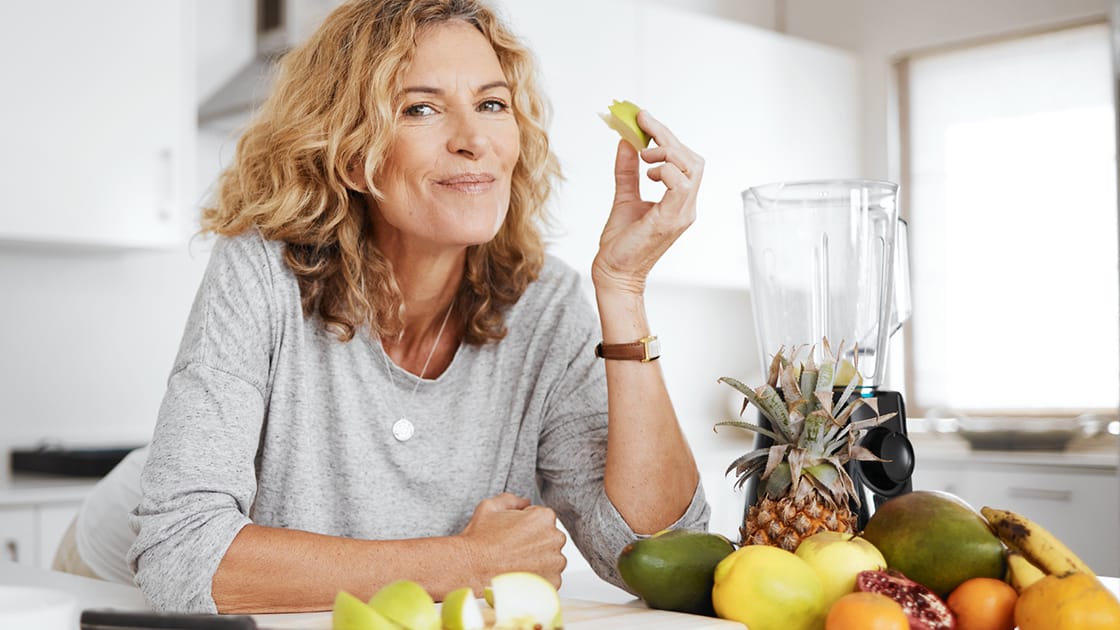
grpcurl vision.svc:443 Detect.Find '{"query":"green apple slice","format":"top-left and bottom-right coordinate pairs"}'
top-left (368, 580), bottom-right (439, 630)
top-left (599, 99), bottom-right (651, 151)
top-left (490, 572), bottom-right (562, 630)
top-left (440, 587), bottom-right (485, 630)
top-left (332, 591), bottom-right (398, 630)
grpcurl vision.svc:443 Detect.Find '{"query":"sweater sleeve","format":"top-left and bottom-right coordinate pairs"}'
top-left (533, 275), bottom-right (710, 592)
top-left (127, 233), bottom-right (277, 612)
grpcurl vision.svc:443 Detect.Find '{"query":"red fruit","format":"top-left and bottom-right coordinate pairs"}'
top-left (857, 569), bottom-right (957, 630)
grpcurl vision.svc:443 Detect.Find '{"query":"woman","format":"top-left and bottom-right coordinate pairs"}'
top-left (129, 0), bottom-right (707, 614)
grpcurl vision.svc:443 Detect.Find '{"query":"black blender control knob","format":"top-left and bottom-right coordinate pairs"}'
top-left (878, 432), bottom-right (916, 483)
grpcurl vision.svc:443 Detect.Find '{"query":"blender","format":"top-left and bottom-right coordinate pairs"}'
top-left (741, 179), bottom-right (915, 528)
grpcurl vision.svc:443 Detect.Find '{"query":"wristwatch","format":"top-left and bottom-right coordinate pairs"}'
top-left (594, 335), bottom-right (661, 362)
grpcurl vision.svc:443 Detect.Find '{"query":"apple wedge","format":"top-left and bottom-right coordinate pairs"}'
top-left (332, 591), bottom-right (398, 630)
top-left (599, 99), bottom-right (651, 151)
top-left (367, 580), bottom-right (439, 630)
top-left (490, 572), bottom-right (562, 630)
top-left (440, 587), bottom-right (485, 630)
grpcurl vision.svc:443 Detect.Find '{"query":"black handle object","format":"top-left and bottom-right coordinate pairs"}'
top-left (80, 609), bottom-right (258, 630)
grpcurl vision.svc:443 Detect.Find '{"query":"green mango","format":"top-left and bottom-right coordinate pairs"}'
top-left (861, 490), bottom-right (1006, 597)
top-left (617, 529), bottom-right (736, 616)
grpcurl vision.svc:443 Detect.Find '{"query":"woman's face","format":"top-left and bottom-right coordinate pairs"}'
top-left (372, 20), bottom-right (520, 253)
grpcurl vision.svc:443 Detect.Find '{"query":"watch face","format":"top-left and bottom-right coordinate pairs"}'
top-left (645, 337), bottom-right (662, 361)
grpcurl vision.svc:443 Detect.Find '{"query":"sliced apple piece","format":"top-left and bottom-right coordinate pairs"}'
top-left (482, 586), bottom-right (494, 608)
top-left (440, 587), bottom-right (485, 630)
top-left (332, 591), bottom-right (398, 630)
top-left (368, 580), bottom-right (439, 630)
top-left (599, 99), bottom-right (651, 151)
top-left (490, 572), bottom-right (562, 630)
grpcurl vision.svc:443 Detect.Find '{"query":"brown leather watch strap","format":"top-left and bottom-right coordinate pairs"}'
top-left (594, 335), bottom-right (661, 362)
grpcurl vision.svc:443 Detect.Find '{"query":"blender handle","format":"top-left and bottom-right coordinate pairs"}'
top-left (891, 219), bottom-right (912, 333)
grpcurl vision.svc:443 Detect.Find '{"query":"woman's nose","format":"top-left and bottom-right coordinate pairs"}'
top-left (446, 111), bottom-right (488, 158)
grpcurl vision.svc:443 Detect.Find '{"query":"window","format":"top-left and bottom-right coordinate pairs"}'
top-left (900, 22), bottom-right (1118, 415)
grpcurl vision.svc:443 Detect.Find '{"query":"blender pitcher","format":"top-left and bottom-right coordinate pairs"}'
top-left (741, 179), bottom-right (914, 527)
top-left (742, 179), bottom-right (906, 388)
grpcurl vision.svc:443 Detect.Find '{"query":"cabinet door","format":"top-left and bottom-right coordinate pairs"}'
top-left (0, 0), bottom-right (194, 248)
top-left (963, 466), bottom-right (1120, 576)
top-left (0, 506), bottom-right (39, 566)
top-left (911, 460), bottom-right (971, 497)
top-left (37, 502), bottom-right (81, 570)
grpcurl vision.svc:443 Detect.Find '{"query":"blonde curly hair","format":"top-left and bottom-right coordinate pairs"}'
top-left (202, 0), bottom-right (560, 344)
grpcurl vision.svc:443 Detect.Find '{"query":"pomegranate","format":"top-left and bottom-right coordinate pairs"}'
top-left (856, 569), bottom-right (956, 630)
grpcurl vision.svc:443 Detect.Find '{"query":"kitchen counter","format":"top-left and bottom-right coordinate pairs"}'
top-left (0, 560), bottom-right (743, 629)
top-left (908, 429), bottom-right (1119, 469)
top-left (2, 559), bottom-right (1118, 629)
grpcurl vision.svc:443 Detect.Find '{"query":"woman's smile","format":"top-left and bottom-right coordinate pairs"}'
top-left (434, 172), bottom-right (497, 194)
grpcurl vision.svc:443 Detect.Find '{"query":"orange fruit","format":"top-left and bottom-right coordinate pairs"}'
top-left (947, 577), bottom-right (1017, 630)
top-left (825, 591), bottom-right (909, 630)
top-left (1015, 571), bottom-right (1120, 630)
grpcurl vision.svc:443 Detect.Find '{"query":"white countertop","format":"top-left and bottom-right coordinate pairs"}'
top-left (909, 431), bottom-right (1120, 470)
top-left (0, 561), bottom-right (744, 629)
top-left (2, 559), bottom-right (1118, 629)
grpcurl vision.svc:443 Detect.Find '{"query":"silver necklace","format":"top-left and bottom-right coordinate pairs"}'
top-left (379, 301), bottom-right (454, 442)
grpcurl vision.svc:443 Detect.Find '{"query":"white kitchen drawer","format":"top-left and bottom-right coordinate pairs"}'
top-left (0, 501), bottom-right (83, 569)
top-left (911, 461), bottom-right (970, 497)
top-left (0, 506), bottom-right (38, 566)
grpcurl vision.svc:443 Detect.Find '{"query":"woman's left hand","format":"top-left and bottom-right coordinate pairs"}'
top-left (591, 110), bottom-right (704, 296)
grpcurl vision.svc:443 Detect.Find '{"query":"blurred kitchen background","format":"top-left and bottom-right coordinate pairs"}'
top-left (1, 0), bottom-right (1118, 576)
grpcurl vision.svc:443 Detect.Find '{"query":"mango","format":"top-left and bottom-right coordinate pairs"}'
top-left (617, 529), bottom-right (735, 616)
top-left (861, 490), bottom-right (1005, 597)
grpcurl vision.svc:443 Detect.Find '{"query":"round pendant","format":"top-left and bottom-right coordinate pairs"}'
top-left (392, 418), bottom-right (415, 442)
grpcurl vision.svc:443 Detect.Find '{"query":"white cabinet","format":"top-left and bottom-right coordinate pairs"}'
top-left (0, 1), bottom-right (196, 249)
top-left (0, 501), bottom-right (81, 569)
top-left (0, 507), bottom-right (37, 566)
top-left (913, 458), bottom-right (1120, 576)
top-left (496, 1), bottom-right (861, 287)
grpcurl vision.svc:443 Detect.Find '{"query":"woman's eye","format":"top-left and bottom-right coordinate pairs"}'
top-left (479, 99), bottom-right (509, 113)
top-left (403, 103), bottom-right (437, 117)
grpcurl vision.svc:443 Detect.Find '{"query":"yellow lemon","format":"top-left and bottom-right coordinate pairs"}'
top-left (712, 545), bottom-right (827, 630)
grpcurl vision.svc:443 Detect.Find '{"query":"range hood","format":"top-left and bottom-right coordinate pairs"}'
top-left (199, 0), bottom-right (340, 131)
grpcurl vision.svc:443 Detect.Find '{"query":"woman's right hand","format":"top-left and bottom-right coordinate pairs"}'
top-left (458, 493), bottom-right (567, 590)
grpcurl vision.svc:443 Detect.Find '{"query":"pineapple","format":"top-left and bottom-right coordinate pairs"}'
top-left (716, 340), bottom-right (894, 551)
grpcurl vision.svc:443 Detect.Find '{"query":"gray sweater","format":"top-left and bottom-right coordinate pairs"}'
top-left (127, 230), bottom-right (709, 612)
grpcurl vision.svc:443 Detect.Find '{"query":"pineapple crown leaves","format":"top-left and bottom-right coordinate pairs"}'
top-left (713, 339), bottom-right (897, 506)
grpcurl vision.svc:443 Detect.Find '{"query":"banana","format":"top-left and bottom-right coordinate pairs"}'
top-left (1005, 550), bottom-right (1046, 593)
top-left (981, 506), bottom-right (1095, 576)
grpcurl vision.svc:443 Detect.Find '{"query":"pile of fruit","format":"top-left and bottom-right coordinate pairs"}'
top-left (332, 571), bottom-right (561, 630)
top-left (614, 341), bottom-right (1120, 629)
top-left (618, 495), bottom-right (1120, 629)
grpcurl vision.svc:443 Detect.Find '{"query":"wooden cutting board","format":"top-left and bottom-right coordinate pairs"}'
top-left (252, 598), bottom-right (746, 629)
